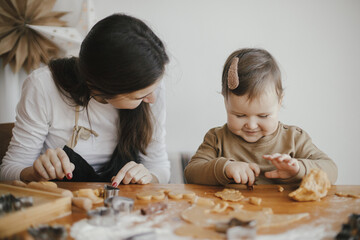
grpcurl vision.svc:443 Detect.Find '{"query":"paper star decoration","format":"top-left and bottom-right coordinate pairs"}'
top-left (0, 0), bottom-right (96, 74)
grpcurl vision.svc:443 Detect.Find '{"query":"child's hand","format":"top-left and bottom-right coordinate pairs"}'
top-left (263, 153), bottom-right (300, 179)
top-left (225, 162), bottom-right (260, 186)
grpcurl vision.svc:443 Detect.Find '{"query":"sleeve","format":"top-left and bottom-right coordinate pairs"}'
top-left (279, 128), bottom-right (338, 184)
top-left (184, 129), bottom-right (233, 185)
top-left (139, 81), bottom-right (170, 184)
top-left (0, 72), bottom-right (50, 181)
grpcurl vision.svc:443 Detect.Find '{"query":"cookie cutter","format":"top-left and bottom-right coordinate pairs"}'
top-left (0, 194), bottom-right (33, 215)
top-left (104, 185), bottom-right (120, 200)
top-left (87, 207), bottom-right (115, 226)
top-left (224, 218), bottom-right (256, 240)
top-left (335, 213), bottom-right (360, 239)
top-left (28, 224), bottom-right (67, 240)
top-left (104, 196), bottom-right (134, 214)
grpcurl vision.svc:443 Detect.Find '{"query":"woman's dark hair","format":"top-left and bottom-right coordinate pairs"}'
top-left (222, 48), bottom-right (283, 101)
top-left (49, 14), bottom-right (169, 176)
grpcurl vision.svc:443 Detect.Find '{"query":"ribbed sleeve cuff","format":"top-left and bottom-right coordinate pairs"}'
top-left (214, 158), bottom-right (233, 185)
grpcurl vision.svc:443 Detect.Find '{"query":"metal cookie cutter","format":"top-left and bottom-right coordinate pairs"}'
top-left (87, 207), bottom-right (115, 226)
top-left (221, 218), bottom-right (256, 240)
top-left (28, 224), bottom-right (67, 240)
top-left (104, 196), bottom-right (134, 214)
top-left (0, 194), bottom-right (33, 215)
top-left (104, 185), bottom-right (120, 200)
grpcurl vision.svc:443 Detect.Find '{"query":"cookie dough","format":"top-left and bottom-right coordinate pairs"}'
top-left (136, 190), bottom-right (165, 201)
top-left (181, 205), bottom-right (309, 229)
top-left (168, 190), bottom-right (196, 200)
top-left (215, 188), bottom-right (244, 202)
top-left (174, 224), bottom-right (225, 239)
top-left (335, 192), bottom-right (360, 198)
top-left (76, 189), bottom-right (104, 204)
top-left (249, 197), bottom-right (262, 206)
top-left (190, 196), bottom-right (215, 207)
top-left (289, 169), bottom-right (331, 201)
top-left (205, 202), bottom-right (233, 214)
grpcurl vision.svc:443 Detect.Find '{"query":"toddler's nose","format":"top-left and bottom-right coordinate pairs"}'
top-left (245, 118), bottom-right (258, 129)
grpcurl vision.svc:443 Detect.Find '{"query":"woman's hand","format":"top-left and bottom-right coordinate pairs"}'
top-left (20, 148), bottom-right (74, 181)
top-left (225, 161), bottom-right (260, 186)
top-left (111, 161), bottom-right (153, 187)
top-left (263, 153), bottom-right (300, 179)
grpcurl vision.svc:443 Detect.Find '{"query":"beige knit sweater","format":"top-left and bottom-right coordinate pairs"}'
top-left (184, 122), bottom-right (337, 185)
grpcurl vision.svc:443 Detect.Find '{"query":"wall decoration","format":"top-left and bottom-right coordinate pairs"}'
top-left (0, 0), bottom-right (95, 74)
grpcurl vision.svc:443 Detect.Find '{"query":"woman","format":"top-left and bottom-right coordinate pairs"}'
top-left (0, 14), bottom-right (170, 186)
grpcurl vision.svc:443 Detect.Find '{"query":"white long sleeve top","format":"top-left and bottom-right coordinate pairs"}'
top-left (0, 67), bottom-right (170, 183)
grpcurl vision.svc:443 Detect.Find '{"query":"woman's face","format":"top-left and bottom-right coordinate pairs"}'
top-left (95, 80), bottom-right (161, 109)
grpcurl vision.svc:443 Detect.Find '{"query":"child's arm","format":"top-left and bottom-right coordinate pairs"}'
top-left (184, 128), bottom-right (241, 185)
top-left (263, 153), bottom-right (300, 179)
top-left (262, 127), bottom-right (338, 184)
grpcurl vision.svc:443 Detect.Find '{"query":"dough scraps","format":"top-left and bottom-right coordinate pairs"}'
top-left (181, 205), bottom-right (309, 229)
top-left (288, 169), bottom-right (331, 201)
top-left (215, 188), bottom-right (244, 202)
top-left (174, 224), bottom-right (225, 239)
top-left (190, 196), bottom-right (215, 207)
top-left (76, 189), bottom-right (104, 204)
top-left (277, 186), bottom-right (284, 192)
top-left (204, 202), bottom-right (239, 214)
top-left (249, 197), bottom-right (262, 206)
top-left (136, 190), bottom-right (165, 201)
top-left (168, 190), bottom-right (196, 200)
top-left (335, 192), bottom-right (360, 198)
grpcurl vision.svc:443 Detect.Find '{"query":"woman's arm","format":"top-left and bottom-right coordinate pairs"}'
top-left (0, 69), bottom-right (50, 180)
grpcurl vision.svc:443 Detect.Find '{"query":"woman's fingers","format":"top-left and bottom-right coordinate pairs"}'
top-left (41, 151), bottom-right (57, 179)
top-left (112, 161), bottom-right (137, 186)
top-left (33, 159), bottom-right (50, 179)
top-left (33, 148), bottom-right (72, 181)
top-left (56, 148), bottom-right (73, 179)
top-left (113, 162), bottom-right (152, 185)
top-left (138, 174), bottom-right (152, 184)
top-left (123, 165), bottom-right (144, 184)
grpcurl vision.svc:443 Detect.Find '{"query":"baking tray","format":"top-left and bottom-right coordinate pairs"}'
top-left (0, 183), bottom-right (71, 238)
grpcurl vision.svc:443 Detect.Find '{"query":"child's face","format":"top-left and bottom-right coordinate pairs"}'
top-left (225, 89), bottom-right (281, 143)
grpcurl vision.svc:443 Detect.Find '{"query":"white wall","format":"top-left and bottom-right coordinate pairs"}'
top-left (1, 0), bottom-right (359, 184)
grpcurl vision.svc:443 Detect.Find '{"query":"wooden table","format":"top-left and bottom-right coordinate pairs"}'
top-left (5, 183), bottom-right (360, 239)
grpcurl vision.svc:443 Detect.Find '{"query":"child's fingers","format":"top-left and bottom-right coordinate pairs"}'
top-left (248, 163), bottom-right (260, 177)
top-left (239, 171), bottom-right (248, 184)
top-left (278, 154), bottom-right (291, 162)
top-left (246, 168), bottom-right (255, 185)
top-left (263, 153), bottom-right (282, 160)
top-left (232, 172), bottom-right (241, 184)
top-left (264, 170), bottom-right (280, 179)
